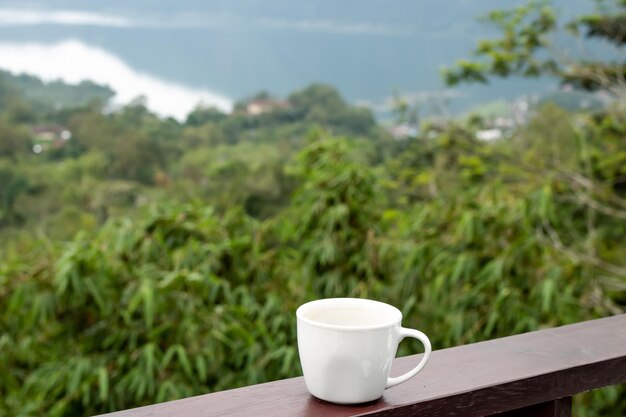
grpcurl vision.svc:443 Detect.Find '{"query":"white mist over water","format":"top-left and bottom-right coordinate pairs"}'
top-left (0, 40), bottom-right (232, 120)
top-left (0, 9), bottom-right (134, 27)
top-left (0, 7), bottom-right (415, 36)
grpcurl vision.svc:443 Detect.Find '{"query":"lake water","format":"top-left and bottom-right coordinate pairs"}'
top-left (0, 0), bottom-right (590, 119)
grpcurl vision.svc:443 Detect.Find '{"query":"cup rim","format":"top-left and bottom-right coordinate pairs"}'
top-left (296, 297), bottom-right (402, 332)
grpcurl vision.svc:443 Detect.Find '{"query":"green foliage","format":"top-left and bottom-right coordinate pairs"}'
top-left (288, 84), bottom-right (378, 136)
top-left (0, 205), bottom-right (299, 415)
top-left (442, 1), bottom-right (558, 86)
top-left (573, 0), bottom-right (626, 46)
top-left (177, 141), bottom-right (291, 217)
top-left (0, 161), bottom-right (30, 225)
top-left (442, 0), bottom-right (626, 91)
top-left (0, 118), bottom-right (31, 159)
top-left (1, 70), bottom-right (625, 417)
top-left (0, 70), bottom-right (114, 111)
top-left (287, 134), bottom-right (382, 297)
top-left (185, 106), bottom-right (228, 127)
top-left (538, 90), bottom-right (607, 112)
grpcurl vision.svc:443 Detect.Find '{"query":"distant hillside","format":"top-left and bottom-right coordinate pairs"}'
top-left (0, 70), bottom-right (114, 110)
top-left (538, 90), bottom-right (609, 113)
top-left (0, 0), bottom-right (592, 113)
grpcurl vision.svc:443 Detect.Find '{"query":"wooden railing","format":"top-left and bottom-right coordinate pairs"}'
top-left (100, 314), bottom-right (626, 417)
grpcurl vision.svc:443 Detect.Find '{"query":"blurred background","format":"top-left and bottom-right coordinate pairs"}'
top-left (0, 1), bottom-right (624, 416)
top-left (0, 0), bottom-right (593, 117)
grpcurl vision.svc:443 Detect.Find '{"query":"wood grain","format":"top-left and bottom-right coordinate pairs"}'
top-left (98, 314), bottom-right (626, 417)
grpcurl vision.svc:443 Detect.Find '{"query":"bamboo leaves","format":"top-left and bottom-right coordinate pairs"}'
top-left (1, 123), bottom-right (625, 416)
top-left (97, 367), bottom-right (109, 402)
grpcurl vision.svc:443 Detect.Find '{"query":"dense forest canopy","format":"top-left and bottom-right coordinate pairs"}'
top-left (0, 1), bottom-right (625, 416)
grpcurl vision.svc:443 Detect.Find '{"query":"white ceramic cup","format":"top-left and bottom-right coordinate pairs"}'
top-left (296, 298), bottom-right (431, 404)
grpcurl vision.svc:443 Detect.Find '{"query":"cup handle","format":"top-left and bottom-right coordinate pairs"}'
top-left (385, 327), bottom-right (432, 389)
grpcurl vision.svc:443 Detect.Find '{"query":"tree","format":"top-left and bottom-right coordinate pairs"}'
top-left (185, 106), bottom-right (227, 127)
top-left (107, 132), bottom-right (165, 185)
top-left (0, 70), bottom-right (114, 111)
top-left (0, 118), bottom-right (30, 159)
top-left (441, 0), bottom-right (626, 94)
top-left (286, 133), bottom-right (383, 297)
top-left (288, 84), bottom-right (377, 136)
top-left (0, 161), bottom-right (30, 225)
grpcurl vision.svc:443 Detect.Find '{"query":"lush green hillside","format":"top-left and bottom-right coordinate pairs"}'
top-left (1, 75), bottom-right (624, 416)
top-left (0, 70), bottom-right (114, 112)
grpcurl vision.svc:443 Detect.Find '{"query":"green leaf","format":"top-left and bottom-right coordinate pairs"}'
top-left (97, 367), bottom-right (109, 402)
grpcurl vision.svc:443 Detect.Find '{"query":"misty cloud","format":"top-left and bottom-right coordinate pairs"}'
top-left (0, 9), bottom-right (134, 27)
top-left (0, 40), bottom-right (232, 119)
top-left (0, 7), bottom-right (416, 37)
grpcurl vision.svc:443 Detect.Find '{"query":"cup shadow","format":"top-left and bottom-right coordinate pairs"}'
top-left (303, 394), bottom-right (391, 415)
